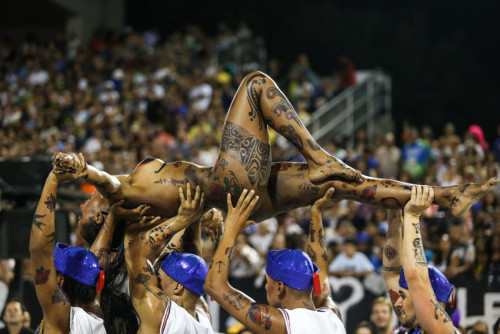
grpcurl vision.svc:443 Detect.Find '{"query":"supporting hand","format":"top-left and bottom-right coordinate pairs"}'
top-left (225, 189), bottom-right (259, 236)
top-left (404, 186), bottom-right (434, 218)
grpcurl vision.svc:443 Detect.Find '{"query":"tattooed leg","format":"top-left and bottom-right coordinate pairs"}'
top-left (270, 162), bottom-right (499, 218)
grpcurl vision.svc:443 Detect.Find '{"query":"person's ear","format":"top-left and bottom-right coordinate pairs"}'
top-left (95, 211), bottom-right (106, 225)
top-left (173, 282), bottom-right (184, 295)
top-left (277, 281), bottom-right (285, 297)
top-left (57, 275), bottom-right (64, 287)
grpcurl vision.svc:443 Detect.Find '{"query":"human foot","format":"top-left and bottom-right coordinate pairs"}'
top-left (448, 178), bottom-right (499, 217)
top-left (309, 155), bottom-right (363, 183)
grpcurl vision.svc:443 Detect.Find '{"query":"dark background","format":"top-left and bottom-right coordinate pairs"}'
top-left (127, 0), bottom-right (500, 140)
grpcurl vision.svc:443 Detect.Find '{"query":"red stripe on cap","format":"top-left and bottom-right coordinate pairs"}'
top-left (313, 272), bottom-right (321, 296)
top-left (96, 270), bottom-right (105, 292)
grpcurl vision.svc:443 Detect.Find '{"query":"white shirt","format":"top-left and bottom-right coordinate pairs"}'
top-left (160, 299), bottom-right (213, 334)
top-left (329, 252), bottom-right (375, 272)
top-left (279, 307), bottom-right (346, 334)
top-left (70, 307), bottom-right (106, 334)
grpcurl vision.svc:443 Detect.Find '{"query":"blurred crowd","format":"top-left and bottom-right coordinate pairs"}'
top-left (1, 22), bottom-right (500, 333)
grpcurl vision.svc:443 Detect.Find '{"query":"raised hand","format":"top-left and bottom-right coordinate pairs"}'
top-left (387, 208), bottom-right (403, 229)
top-left (177, 183), bottom-right (205, 223)
top-left (51, 152), bottom-right (87, 181)
top-left (108, 200), bottom-right (153, 224)
top-left (311, 187), bottom-right (339, 213)
top-left (404, 186), bottom-right (434, 218)
top-left (225, 189), bottom-right (259, 236)
top-left (201, 208), bottom-right (223, 242)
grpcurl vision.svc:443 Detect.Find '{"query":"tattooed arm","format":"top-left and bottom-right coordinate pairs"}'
top-left (307, 188), bottom-right (342, 320)
top-left (205, 190), bottom-right (287, 334)
top-left (403, 186), bottom-right (454, 333)
top-left (29, 171), bottom-right (71, 332)
top-left (52, 152), bottom-right (125, 200)
top-left (382, 208), bottom-right (404, 307)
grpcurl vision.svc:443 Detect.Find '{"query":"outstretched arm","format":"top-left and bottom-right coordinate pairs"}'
top-left (382, 208), bottom-right (404, 308)
top-left (402, 186), bottom-right (454, 333)
top-left (52, 152), bottom-right (125, 200)
top-left (306, 188), bottom-right (342, 319)
top-left (29, 171), bottom-right (70, 332)
top-left (205, 190), bottom-right (287, 334)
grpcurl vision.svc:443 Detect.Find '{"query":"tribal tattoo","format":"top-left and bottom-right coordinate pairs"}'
top-left (309, 227), bottom-right (316, 242)
top-left (246, 73), bottom-right (266, 130)
top-left (154, 162), bottom-right (168, 173)
top-left (318, 227), bottom-right (326, 250)
top-left (220, 121), bottom-right (270, 191)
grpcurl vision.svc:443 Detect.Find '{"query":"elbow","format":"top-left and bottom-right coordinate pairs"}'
top-left (204, 278), bottom-right (216, 296)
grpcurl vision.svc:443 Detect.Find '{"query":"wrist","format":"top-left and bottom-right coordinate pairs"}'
top-left (404, 211), bottom-right (421, 219)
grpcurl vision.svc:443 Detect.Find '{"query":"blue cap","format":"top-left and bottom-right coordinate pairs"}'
top-left (53, 243), bottom-right (101, 287)
top-left (266, 250), bottom-right (319, 290)
top-left (399, 266), bottom-right (454, 304)
top-left (160, 253), bottom-right (208, 296)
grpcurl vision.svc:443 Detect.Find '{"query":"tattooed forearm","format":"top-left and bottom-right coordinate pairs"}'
top-left (413, 238), bottom-right (427, 266)
top-left (32, 214), bottom-right (47, 232)
top-left (247, 303), bottom-right (272, 330)
top-left (306, 245), bottom-right (317, 262)
top-left (383, 265), bottom-right (403, 272)
top-left (318, 227), bottom-right (325, 250)
top-left (94, 248), bottom-right (111, 261)
top-left (134, 273), bottom-right (164, 300)
top-left (44, 194), bottom-right (56, 213)
top-left (215, 261), bottom-right (225, 273)
top-left (35, 266), bottom-right (50, 285)
top-left (384, 246), bottom-right (398, 261)
top-left (45, 232), bottom-right (56, 246)
top-left (430, 299), bottom-right (451, 323)
top-left (309, 227), bottom-right (316, 242)
top-left (412, 222), bottom-right (421, 235)
top-left (222, 291), bottom-right (250, 311)
top-left (146, 224), bottom-right (175, 248)
top-left (298, 182), bottom-right (320, 196)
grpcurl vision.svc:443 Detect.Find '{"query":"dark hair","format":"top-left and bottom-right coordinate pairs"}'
top-left (81, 218), bottom-right (126, 251)
top-left (100, 288), bottom-right (139, 334)
top-left (58, 270), bottom-right (96, 304)
top-left (354, 320), bottom-right (375, 334)
top-left (1, 298), bottom-right (28, 319)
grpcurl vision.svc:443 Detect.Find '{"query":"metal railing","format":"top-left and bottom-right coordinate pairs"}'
top-left (306, 69), bottom-right (392, 147)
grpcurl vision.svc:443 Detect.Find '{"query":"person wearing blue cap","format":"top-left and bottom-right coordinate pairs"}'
top-left (382, 186), bottom-right (459, 334)
top-left (120, 183), bottom-right (214, 333)
top-left (29, 170), bottom-right (106, 333)
top-left (205, 188), bottom-right (346, 333)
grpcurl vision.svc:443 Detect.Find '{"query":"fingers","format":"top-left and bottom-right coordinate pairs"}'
top-left (186, 182), bottom-right (192, 204)
top-left (325, 187), bottom-right (335, 199)
top-left (428, 187), bottom-right (435, 204)
top-left (193, 184), bottom-right (201, 204)
top-left (178, 186), bottom-right (186, 206)
top-left (236, 189), bottom-right (250, 209)
top-left (227, 193), bottom-right (233, 211)
top-left (243, 194), bottom-right (260, 216)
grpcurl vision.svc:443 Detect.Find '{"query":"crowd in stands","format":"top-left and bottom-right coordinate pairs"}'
top-left (1, 22), bottom-right (500, 333)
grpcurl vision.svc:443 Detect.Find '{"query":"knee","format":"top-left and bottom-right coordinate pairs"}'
top-left (243, 70), bottom-right (270, 83)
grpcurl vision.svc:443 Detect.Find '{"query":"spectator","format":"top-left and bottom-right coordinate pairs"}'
top-left (0, 299), bottom-right (34, 334)
top-left (471, 320), bottom-right (489, 334)
top-left (354, 321), bottom-right (376, 334)
top-left (444, 220), bottom-right (475, 278)
top-left (375, 132), bottom-right (400, 179)
top-left (401, 126), bottom-right (433, 182)
top-left (369, 297), bottom-right (394, 334)
top-left (328, 238), bottom-right (374, 277)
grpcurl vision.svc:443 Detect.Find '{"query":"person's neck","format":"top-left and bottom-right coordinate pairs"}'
top-left (173, 295), bottom-right (198, 319)
top-left (281, 296), bottom-right (316, 311)
top-left (74, 299), bottom-right (103, 318)
top-left (6, 322), bottom-right (23, 334)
